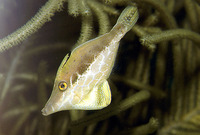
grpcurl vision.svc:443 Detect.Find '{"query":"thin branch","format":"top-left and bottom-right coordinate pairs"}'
top-left (141, 29), bottom-right (200, 47)
top-left (0, 0), bottom-right (67, 52)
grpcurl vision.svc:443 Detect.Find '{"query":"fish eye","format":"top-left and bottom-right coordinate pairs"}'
top-left (58, 81), bottom-right (68, 91)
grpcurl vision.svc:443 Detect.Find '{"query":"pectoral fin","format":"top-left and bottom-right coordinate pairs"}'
top-left (73, 80), bottom-right (111, 110)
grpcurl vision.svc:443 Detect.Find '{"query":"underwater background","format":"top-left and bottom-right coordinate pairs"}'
top-left (0, 0), bottom-right (200, 135)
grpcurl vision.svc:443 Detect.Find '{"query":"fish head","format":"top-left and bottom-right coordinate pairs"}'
top-left (41, 53), bottom-right (82, 116)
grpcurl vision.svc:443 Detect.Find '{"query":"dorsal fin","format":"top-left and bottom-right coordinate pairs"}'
top-left (60, 52), bottom-right (71, 69)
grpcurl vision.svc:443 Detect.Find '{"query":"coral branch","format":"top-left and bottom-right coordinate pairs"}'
top-left (141, 29), bottom-right (200, 47)
top-left (0, 0), bottom-right (67, 52)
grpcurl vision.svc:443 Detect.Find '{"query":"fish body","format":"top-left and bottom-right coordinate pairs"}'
top-left (42, 6), bottom-right (139, 116)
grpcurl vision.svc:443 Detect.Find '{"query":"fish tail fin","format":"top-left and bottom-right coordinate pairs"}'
top-left (116, 6), bottom-right (139, 32)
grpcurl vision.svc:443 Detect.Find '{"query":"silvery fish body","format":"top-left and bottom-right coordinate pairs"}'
top-left (42, 6), bottom-right (139, 116)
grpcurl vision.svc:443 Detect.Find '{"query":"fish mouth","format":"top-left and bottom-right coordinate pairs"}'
top-left (41, 97), bottom-right (66, 116)
top-left (41, 106), bottom-right (52, 116)
top-left (41, 108), bottom-right (48, 116)
top-left (41, 102), bottom-right (57, 116)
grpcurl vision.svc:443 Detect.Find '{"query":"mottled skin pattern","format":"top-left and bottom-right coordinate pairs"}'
top-left (59, 26), bottom-right (123, 85)
top-left (42, 6), bottom-right (139, 116)
top-left (42, 25), bottom-right (124, 115)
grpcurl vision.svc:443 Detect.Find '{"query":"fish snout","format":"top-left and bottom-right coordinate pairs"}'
top-left (41, 107), bottom-right (50, 116)
top-left (41, 104), bottom-right (55, 116)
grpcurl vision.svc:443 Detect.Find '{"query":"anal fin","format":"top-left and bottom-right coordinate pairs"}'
top-left (74, 80), bottom-right (111, 110)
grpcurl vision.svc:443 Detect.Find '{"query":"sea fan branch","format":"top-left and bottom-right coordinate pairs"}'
top-left (0, 0), bottom-right (67, 52)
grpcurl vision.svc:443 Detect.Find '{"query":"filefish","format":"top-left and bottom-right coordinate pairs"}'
top-left (42, 6), bottom-right (139, 116)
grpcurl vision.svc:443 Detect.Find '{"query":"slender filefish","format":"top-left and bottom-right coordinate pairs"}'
top-left (42, 6), bottom-right (139, 116)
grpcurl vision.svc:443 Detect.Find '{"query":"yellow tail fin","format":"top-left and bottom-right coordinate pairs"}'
top-left (116, 6), bottom-right (139, 32)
